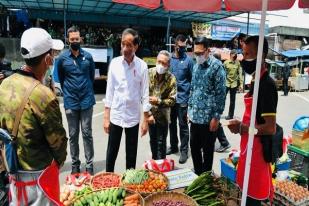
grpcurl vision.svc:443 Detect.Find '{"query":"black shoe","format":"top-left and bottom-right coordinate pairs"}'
top-left (71, 167), bottom-right (80, 174)
top-left (86, 167), bottom-right (94, 176)
top-left (179, 152), bottom-right (188, 164)
top-left (216, 144), bottom-right (231, 153)
top-left (166, 147), bottom-right (179, 155)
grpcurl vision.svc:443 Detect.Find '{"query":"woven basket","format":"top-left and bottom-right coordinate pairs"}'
top-left (144, 191), bottom-right (198, 206)
top-left (90, 172), bottom-right (122, 190)
top-left (72, 187), bottom-right (145, 206)
top-left (122, 170), bottom-right (169, 197)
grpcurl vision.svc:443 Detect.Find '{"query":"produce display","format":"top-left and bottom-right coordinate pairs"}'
top-left (60, 188), bottom-right (75, 206)
top-left (75, 186), bottom-right (93, 198)
top-left (184, 172), bottom-right (224, 206)
top-left (91, 172), bottom-right (121, 189)
top-left (152, 200), bottom-right (190, 206)
top-left (60, 186), bottom-right (93, 206)
top-left (274, 180), bottom-right (309, 206)
top-left (73, 187), bottom-right (142, 206)
top-left (122, 169), bottom-right (168, 193)
top-left (123, 193), bottom-right (142, 206)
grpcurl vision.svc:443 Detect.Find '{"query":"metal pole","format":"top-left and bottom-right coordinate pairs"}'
top-left (166, 12), bottom-right (171, 52)
top-left (241, 0), bottom-right (268, 205)
top-left (246, 12), bottom-right (250, 35)
top-left (64, 0), bottom-right (67, 46)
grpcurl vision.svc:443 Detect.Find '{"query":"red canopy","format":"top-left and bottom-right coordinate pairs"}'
top-left (299, 0), bottom-right (309, 8)
top-left (112, 0), bottom-right (160, 9)
top-left (112, 0), bottom-right (309, 11)
top-left (162, 0), bottom-right (221, 12)
top-left (225, 0), bottom-right (295, 11)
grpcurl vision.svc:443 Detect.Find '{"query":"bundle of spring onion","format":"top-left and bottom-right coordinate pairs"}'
top-left (184, 172), bottom-right (224, 206)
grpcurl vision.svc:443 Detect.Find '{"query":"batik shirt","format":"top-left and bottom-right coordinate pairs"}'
top-left (149, 67), bottom-right (177, 125)
top-left (188, 56), bottom-right (226, 124)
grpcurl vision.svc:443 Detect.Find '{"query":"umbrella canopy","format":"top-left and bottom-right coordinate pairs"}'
top-left (113, 0), bottom-right (302, 11)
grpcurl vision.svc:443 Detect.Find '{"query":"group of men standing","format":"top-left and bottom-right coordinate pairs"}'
top-left (103, 30), bottom-right (245, 176)
top-left (0, 25), bottom-right (245, 205)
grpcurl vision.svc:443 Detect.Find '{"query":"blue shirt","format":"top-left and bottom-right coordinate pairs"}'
top-left (57, 49), bottom-right (96, 110)
top-left (170, 53), bottom-right (194, 104)
top-left (188, 56), bottom-right (226, 124)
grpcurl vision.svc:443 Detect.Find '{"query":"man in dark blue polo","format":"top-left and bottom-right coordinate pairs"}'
top-left (168, 34), bottom-right (194, 164)
top-left (57, 26), bottom-right (95, 175)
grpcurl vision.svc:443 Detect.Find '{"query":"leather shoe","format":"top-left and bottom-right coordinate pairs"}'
top-left (71, 167), bottom-right (80, 175)
top-left (179, 152), bottom-right (188, 164)
top-left (86, 167), bottom-right (94, 176)
top-left (216, 144), bottom-right (231, 153)
top-left (166, 147), bottom-right (179, 155)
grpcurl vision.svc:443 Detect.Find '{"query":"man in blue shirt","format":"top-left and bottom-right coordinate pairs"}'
top-left (57, 26), bottom-right (95, 175)
top-left (188, 37), bottom-right (226, 175)
top-left (168, 34), bottom-right (194, 164)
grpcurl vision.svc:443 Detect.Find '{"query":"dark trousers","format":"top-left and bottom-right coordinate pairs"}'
top-left (106, 122), bottom-right (139, 172)
top-left (190, 123), bottom-right (216, 175)
top-left (149, 123), bottom-right (168, 160)
top-left (246, 197), bottom-right (263, 206)
top-left (217, 124), bottom-right (230, 146)
top-left (226, 87), bottom-right (237, 118)
top-left (66, 107), bottom-right (94, 170)
top-left (169, 103), bottom-right (189, 154)
top-left (283, 78), bottom-right (289, 95)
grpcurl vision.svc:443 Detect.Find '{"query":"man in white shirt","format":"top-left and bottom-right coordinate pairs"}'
top-left (103, 28), bottom-right (150, 172)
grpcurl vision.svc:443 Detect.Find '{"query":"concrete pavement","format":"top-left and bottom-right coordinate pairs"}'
top-left (58, 90), bottom-right (309, 184)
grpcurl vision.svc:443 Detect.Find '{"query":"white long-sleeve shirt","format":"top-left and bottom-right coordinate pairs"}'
top-left (105, 55), bottom-right (151, 128)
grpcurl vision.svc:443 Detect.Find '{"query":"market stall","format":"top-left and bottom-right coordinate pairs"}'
top-left (58, 113), bottom-right (309, 206)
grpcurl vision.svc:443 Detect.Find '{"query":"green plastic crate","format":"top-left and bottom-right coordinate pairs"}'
top-left (287, 145), bottom-right (309, 177)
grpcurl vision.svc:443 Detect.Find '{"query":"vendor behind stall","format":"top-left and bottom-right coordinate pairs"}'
top-left (227, 36), bottom-right (278, 206)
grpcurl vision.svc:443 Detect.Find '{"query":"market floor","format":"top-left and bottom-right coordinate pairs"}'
top-left (58, 90), bottom-right (309, 184)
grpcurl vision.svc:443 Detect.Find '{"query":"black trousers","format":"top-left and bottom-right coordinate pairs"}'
top-left (190, 122), bottom-right (216, 175)
top-left (217, 124), bottom-right (230, 146)
top-left (106, 122), bottom-right (139, 172)
top-left (149, 123), bottom-right (168, 160)
top-left (282, 78), bottom-right (289, 95)
top-left (226, 86), bottom-right (237, 118)
top-left (169, 103), bottom-right (190, 154)
top-left (246, 196), bottom-right (263, 206)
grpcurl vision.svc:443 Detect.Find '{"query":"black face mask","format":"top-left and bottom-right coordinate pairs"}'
top-left (70, 42), bottom-right (80, 51)
top-left (177, 46), bottom-right (186, 57)
top-left (241, 59), bottom-right (257, 75)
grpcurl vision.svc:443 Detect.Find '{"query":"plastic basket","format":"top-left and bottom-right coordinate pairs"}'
top-left (276, 159), bottom-right (291, 171)
top-left (220, 159), bottom-right (236, 182)
top-left (287, 145), bottom-right (309, 177)
top-left (292, 129), bottom-right (309, 152)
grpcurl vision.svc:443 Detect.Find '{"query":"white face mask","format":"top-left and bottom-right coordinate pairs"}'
top-left (156, 64), bottom-right (167, 74)
top-left (195, 55), bottom-right (206, 65)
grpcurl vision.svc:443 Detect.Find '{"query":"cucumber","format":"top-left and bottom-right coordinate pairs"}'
top-left (107, 189), bottom-right (113, 203)
top-left (122, 189), bottom-right (126, 198)
top-left (117, 188), bottom-right (123, 198)
top-left (93, 196), bottom-right (99, 205)
top-left (112, 189), bottom-right (118, 204)
top-left (102, 190), bottom-right (108, 203)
